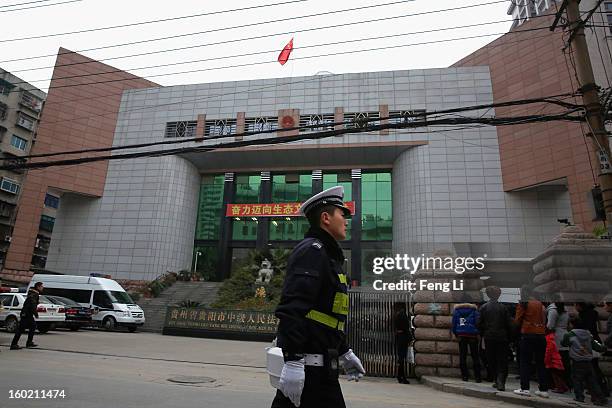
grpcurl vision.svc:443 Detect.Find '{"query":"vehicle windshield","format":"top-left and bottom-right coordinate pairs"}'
top-left (39, 295), bottom-right (57, 305)
top-left (47, 296), bottom-right (80, 306)
top-left (108, 291), bottom-right (134, 304)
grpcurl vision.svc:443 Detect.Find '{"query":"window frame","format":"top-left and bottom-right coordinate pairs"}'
top-left (16, 113), bottom-right (36, 131)
top-left (19, 91), bottom-right (43, 112)
top-left (0, 177), bottom-right (20, 195)
top-left (0, 79), bottom-right (15, 96)
top-left (164, 121), bottom-right (197, 138)
top-left (245, 116), bottom-right (278, 133)
top-left (44, 193), bottom-right (60, 209)
top-left (10, 134), bottom-right (27, 151)
top-left (204, 118), bottom-right (237, 138)
top-left (0, 102), bottom-right (7, 121)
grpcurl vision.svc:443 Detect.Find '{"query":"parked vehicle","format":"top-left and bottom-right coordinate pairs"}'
top-left (28, 274), bottom-right (145, 332)
top-left (0, 293), bottom-right (66, 333)
top-left (44, 295), bottom-right (93, 331)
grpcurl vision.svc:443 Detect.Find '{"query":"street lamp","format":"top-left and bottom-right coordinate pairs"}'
top-left (194, 250), bottom-right (202, 274)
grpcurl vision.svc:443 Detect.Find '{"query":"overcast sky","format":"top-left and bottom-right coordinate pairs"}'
top-left (0, 0), bottom-right (512, 92)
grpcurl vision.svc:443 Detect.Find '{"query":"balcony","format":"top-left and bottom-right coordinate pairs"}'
top-left (16, 113), bottom-right (36, 132)
top-left (34, 235), bottom-right (51, 253)
top-left (19, 91), bottom-right (43, 114)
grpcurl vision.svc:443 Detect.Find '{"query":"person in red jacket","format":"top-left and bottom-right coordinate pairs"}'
top-left (545, 332), bottom-right (568, 393)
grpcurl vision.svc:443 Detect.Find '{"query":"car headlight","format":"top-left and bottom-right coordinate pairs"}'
top-left (123, 311), bottom-right (130, 317)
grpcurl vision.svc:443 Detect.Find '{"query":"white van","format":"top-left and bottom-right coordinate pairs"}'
top-left (28, 274), bottom-right (145, 332)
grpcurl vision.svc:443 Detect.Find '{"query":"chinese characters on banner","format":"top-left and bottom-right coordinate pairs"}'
top-left (225, 201), bottom-right (355, 217)
top-left (165, 307), bottom-right (279, 334)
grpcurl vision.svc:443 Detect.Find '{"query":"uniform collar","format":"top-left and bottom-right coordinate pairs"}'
top-left (305, 227), bottom-right (344, 263)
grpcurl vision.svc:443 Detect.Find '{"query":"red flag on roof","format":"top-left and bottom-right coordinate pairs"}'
top-left (277, 38), bottom-right (294, 66)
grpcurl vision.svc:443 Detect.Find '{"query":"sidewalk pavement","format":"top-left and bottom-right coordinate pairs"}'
top-left (421, 376), bottom-right (611, 408)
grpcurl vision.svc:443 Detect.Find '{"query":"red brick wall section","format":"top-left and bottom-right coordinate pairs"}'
top-left (2, 48), bottom-right (159, 276)
top-left (453, 15), bottom-right (599, 231)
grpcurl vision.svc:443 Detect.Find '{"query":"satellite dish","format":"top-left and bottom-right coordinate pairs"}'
top-left (314, 70), bottom-right (334, 76)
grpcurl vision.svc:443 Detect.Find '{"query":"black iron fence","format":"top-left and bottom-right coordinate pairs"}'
top-left (346, 290), bottom-right (413, 377)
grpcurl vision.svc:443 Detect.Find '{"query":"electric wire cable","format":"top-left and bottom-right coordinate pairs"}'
top-left (2, 93), bottom-right (584, 162)
top-left (7, 27), bottom-right (556, 96)
top-left (9, 15), bottom-right (542, 76)
top-left (2, 28), bottom-right (565, 131)
top-left (0, 0), bottom-right (56, 8)
top-left (0, 110), bottom-right (585, 171)
top-left (0, 0), bottom-right (414, 44)
top-left (0, 0), bottom-right (82, 13)
top-left (14, 25), bottom-right (556, 87)
top-left (0, 0), bottom-right (313, 43)
top-left (0, 0), bottom-right (508, 64)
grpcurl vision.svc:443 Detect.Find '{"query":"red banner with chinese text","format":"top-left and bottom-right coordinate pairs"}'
top-left (226, 201), bottom-right (355, 217)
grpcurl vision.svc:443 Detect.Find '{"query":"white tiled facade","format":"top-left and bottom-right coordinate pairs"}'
top-left (46, 67), bottom-right (571, 280)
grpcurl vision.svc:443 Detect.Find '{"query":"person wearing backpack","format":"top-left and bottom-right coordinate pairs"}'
top-left (562, 319), bottom-right (608, 405)
top-left (452, 302), bottom-right (481, 382)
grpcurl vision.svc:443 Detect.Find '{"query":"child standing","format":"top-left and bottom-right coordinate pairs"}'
top-left (562, 320), bottom-right (608, 405)
top-left (545, 332), bottom-right (568, 393)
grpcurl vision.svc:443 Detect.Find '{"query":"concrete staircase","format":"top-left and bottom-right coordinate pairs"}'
top-left (137, 281), bottom-right (222, 333)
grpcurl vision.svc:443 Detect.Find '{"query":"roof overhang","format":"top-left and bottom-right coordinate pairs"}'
top-left (179, 140), bottom-right (427, 173)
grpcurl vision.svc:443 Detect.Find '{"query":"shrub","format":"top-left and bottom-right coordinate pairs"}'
top-left (211, 248), bottom-right (290, 310)
top-left (177, 299), bottom-right (201, 308)
top-left (593, 224), bottom-right (607, 238)
top-left (177, 269), bottom-right (192, 282)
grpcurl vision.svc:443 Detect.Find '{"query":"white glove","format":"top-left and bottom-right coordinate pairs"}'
top-left (340, 349), bottom-right (365, 381)
top-left (278, 359), bottom-right (305, 407)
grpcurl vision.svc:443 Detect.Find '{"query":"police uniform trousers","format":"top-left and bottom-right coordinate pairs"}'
top-left (271, 366), bottom-right (345, 408)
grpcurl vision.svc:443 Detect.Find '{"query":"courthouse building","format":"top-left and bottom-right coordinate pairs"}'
top-left (1, 52), bottom-right (574, 286)
top-left (4, 7), bottom-right (607, 286)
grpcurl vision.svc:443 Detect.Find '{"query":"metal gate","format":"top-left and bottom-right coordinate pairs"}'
top-left (346, 290), bottom-right (413, 377)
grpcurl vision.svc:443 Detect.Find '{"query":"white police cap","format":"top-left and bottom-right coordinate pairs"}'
top-left (298, 186), bottom-right (351, 217)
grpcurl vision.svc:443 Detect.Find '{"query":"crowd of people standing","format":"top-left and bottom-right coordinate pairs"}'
top-left (450, 286), bottom-right (611, 405)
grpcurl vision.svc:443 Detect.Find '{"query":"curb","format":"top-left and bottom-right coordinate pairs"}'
top-left (420, 376), bottom-right (582, 408)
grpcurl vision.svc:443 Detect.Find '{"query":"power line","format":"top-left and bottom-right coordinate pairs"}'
top-left (0, 0), bottom-right (407, 44)
top-left (0, 0), bottom-right (507, 64)
top-left (9, 27), bottom-right (554, 96)
top-left (0, 0), bottom-right (82, 13)
top-left (9, 13), bottom-right (537, 75)
top-left (15, 23), bottom-right (552, 87)
top-left (0, 110), bottom-right (584, 171)
top-left (5, 27), bottom-right (561, 129)
top-left (0, 0), bottom-right (55, 8)
top-left (7, 94), bottom-right (582, 162)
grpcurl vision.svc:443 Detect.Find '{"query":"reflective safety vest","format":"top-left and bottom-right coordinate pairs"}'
top-left (305, 272), bottom-right (349, 332)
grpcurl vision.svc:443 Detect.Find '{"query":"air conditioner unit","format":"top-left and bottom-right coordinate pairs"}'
top-left (4, 235), bottom-right (11, 242)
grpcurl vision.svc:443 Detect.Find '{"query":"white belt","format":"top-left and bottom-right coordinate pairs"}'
top-left (304, 353), bottom-right (324, 366)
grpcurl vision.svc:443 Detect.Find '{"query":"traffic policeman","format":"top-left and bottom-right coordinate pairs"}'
top-left (271, 186), bottom-right (365, 408)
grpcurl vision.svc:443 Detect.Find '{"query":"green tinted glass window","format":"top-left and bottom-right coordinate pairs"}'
top-left (270, 174), bottom-right (312, 240)
top-left (322, 172), bottom-right (351, 240)
top-left (232, 219), bottom-right (258, 240)
top-left (195, 175), bottom-right (225, 240)
top-left (232, 175), bottom-right (261, 240)
top-left (269, 218), bottom-right (310, 241)
top-left (234, 175), bottom-right (261, 204)
top-left (361, 172), bottom-right (392, 241)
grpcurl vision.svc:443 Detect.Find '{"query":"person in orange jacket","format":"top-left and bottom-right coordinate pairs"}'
top-left (513, 287), bottom-right (549, 398)
top-left (545, 332), bottom-right (568, 393)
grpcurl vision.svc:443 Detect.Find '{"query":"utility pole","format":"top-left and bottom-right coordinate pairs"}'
top-left (564, 0), bottom-right (612, 235)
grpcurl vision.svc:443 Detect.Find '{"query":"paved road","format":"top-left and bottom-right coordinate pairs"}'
top-left (0, 329), bottom-right (524, 408)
